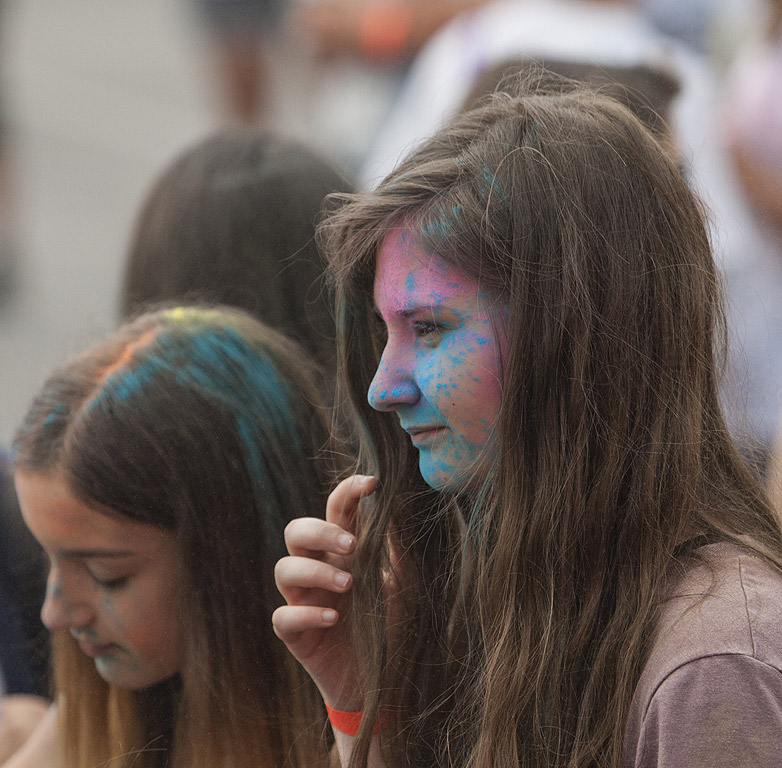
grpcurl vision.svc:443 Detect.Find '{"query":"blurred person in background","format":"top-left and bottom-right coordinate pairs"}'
top-left (120, 129), bottom-right (354, 375)
top-left (285, 0), bottom-right (495, 174)
top-left (724, 0), bottom-right (782, 499)
top-left (192, 0), bottom-right (494, 175)
top-left (291, 0), bottom-right (490, 63)
top-left (195, 0), bottom-right (288, 125)
top-left (714, 0), bottom-right (782, 476)
top-left (637, 0), bottom-right (714, 52)
top-left (357, 0), bottom-right (716, 189)
top-left (722, 0), bottom-right (782, 232)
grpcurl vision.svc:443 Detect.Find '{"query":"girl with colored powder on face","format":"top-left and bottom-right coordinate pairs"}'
top-left (272, 75), bottom-right (782, 768)
top-left (7, 306), bottom-right (335, 768)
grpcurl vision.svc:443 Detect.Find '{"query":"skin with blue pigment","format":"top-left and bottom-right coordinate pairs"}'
top-left (14, 471), bottom-right (184, 689)
top-left (368, 226), bottom-right (508, 492)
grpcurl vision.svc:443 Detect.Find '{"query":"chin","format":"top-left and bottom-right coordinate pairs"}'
top-left (419, 466), bottom-right (475, 493)
top-left (94, 657), bottom-right (177, 690)
top-left (419, 456), bottom-right (490, 493)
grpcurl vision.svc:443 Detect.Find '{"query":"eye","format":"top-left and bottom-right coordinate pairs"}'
top-left (413, 320), bottom-right (448, 346)
top-left (89, 573), bottom-right (129, 591)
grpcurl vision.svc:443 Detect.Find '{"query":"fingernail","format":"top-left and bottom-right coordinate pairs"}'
top-left (333, 571), bottom-right (350, 589)
top-left (355, 474), bottom-right (375, 486)
top-left (322, 609), bottom-right (337, 624)
top-left (337, 533), bottom-right (355, 552)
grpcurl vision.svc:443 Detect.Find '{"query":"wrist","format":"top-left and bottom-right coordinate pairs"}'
top-left (325, 703), bottom-right (394, 736)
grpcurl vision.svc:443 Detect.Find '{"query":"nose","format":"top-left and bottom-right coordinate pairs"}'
top-left (367, 346), bottom-right (421, 412)
top-left (40, 570), bottom-right (94, 633)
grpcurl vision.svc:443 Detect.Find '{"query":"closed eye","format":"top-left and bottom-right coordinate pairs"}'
top-left (89, 573), bottom-right (129, 591)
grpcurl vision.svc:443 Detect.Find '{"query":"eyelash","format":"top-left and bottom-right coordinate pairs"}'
top-left (413, 321), bottom-right (448, 344)
top-left (90, 574), bottom-right (129, 591)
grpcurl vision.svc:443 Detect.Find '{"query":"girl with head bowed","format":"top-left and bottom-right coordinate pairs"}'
top-left (11, 307), bottom-right (334, 768)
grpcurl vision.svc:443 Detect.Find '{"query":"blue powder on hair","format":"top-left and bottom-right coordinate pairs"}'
top-left (112, 364), bottom-right (159, 403)
top-left (71, 317), bottom-right (310, 565)
top-left (481, 167), bottom-right (508, 205)
top-left (90, 325), bottom-right (304, 513)
top-left (42, 403), bottom-right (67, 428)
top-left (419, 204), bottom-right (463, 239)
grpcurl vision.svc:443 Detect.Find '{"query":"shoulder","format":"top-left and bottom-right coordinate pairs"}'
top-left (623, 542), bottom-right (782, 767)
top-left (646, 543), bottom-right (782, 674)
top-left (0, 702), bottom-right (60, 768)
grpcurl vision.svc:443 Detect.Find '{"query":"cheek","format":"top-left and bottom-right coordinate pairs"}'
top-left (445, 342), bottom-right (503, 439)
top-left (100, 586), bottom-right (179, 655)
top-left (99, 592), bottom-right (127, 631)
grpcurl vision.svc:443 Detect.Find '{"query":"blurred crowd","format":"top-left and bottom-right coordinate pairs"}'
top-left (197, 0), bottom-right (782, 464)
top-left (1, 0), bottom-right (782, 762)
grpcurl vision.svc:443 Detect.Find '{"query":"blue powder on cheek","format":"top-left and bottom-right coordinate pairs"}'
top-left (434, 381), bottom-right (457, 396)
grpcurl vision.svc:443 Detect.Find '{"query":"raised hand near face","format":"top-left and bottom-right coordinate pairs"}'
top-left (273, 474), bottom-right (378, 710)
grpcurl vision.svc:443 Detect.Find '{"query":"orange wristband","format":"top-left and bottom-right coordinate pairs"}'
top-left (325, 704), bottom-right (381, 736)
top-left (358, 0), bottom-right (413, 61)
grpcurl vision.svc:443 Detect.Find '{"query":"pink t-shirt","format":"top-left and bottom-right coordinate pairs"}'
top-left (623, 542), bottom-right (782, 766)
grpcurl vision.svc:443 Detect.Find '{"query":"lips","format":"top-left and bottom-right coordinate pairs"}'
top-left (404, 425), bottom-right (447, 446)
top-left (78, 640), bottom-right (118, 659)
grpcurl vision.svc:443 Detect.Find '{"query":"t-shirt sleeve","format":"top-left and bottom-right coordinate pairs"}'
top-left (632, 653), bottom-right (782, 767)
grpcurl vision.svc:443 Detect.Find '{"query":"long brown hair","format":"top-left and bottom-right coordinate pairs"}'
top-left (14, 307), bottom-right (333, 768)
top-left (318, 78), bottom-right (782, 767)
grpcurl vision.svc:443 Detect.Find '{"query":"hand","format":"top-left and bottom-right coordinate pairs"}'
top-left (273, 474), bottom-right (378, 709)
top-left (0, 696), bottom-right (51, 765)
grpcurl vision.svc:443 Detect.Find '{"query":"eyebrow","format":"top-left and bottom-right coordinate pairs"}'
top-left (373, 303), bottom-right (447, 320)
top-left (57, 548), bottom-right (135, 559)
